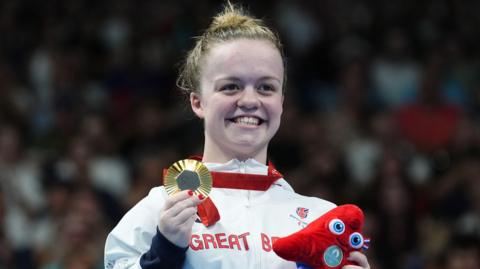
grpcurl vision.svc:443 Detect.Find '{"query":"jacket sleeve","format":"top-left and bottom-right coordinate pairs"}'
top-left (104, 187), bottom-right (187, 269)
top-left (139, 228), bottom-right (188, 268)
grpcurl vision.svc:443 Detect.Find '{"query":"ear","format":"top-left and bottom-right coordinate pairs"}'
top-left (190, 92), bottom-right (205, 119)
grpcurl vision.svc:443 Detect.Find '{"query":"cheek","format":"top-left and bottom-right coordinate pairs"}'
top-left (204, 97), bottom-right (233, 119)
top-left (266, 98), bottom-right (284, 122)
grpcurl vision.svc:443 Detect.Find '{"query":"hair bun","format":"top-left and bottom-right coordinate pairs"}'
top-left (208, 3), bottom-right (259, 33)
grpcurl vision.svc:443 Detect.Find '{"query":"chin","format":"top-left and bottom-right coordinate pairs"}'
top-left (228, 139), bottom-right (266, 157)
top-left (230, 136), bottom-right (263, 147)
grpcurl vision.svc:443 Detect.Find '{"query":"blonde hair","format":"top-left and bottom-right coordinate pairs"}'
top-left (177, 2), bottom-right (285, 94)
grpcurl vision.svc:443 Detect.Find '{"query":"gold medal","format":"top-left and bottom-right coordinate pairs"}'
top-left (164, 159), bottom-right (212, 198)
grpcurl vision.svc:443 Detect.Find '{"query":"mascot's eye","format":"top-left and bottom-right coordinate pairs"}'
top-left (328, 219), bottom-right (345, 235)
top-left (349, 232), bottom-right (364, 249)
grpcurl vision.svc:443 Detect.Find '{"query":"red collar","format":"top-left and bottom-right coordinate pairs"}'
top-left (188, 155), bottom-right (283, 190)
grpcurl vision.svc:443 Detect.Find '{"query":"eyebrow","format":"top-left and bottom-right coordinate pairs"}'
top-left (216, 76), bottom-right (282, 85)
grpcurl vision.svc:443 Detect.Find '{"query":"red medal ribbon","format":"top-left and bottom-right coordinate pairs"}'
top-left (162, 156), bottom-right (283, 226)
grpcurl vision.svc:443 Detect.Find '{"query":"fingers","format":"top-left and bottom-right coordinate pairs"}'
top-left (158, 190), bottom-right (205, 248)
top-left (163, 190), bottom-right (195, 210)
top-left (163, 190), bottom-right (204, 219)
top-left (184, 213), bottom-right (198, 228)
top-left (170, 205), bottom-right (197, 227)
top-left (343, 251), bottom-right (370, 269)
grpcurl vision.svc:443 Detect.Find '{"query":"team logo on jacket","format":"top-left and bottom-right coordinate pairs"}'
top-left (296, 207), bottom-right (309, 219)
top-left (290, 207), bottom-right (309, 228)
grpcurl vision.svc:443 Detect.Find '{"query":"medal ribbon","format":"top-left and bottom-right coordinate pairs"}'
top-left (163, 156), bottom-right (283, 226)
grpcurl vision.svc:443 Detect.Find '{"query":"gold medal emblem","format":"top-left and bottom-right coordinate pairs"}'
top-left (164, 159), bottom-right (212, 198)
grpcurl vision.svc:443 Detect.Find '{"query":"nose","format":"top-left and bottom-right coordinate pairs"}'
top-left (237, 87), bottom-right (260, 110)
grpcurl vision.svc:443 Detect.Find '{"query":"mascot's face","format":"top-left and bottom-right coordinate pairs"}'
top-left (321, 206), bottom-right (369, 268)
top-left (273, 204), bottom-right (370, 269)
top-left (326, 207), bottom-right (367, 251)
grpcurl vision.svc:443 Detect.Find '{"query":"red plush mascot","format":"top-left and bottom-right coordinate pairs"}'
top-left (273, 204), bottom-right (370, 269)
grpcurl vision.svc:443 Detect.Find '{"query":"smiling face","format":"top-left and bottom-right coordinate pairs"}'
top-left (190, 38), bottom-right (284, 163)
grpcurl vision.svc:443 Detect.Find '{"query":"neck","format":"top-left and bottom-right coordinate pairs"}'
top-left (202, 137), bottom-right (268, 164)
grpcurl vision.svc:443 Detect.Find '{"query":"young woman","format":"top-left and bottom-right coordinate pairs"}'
top-left (105, 3), bottom-right (370, 269)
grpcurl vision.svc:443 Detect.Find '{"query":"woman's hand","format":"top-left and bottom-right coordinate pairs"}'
top-left (342, 251), bottom-right (370, 269)
top-left (158, 190), bottom-right (204, 248)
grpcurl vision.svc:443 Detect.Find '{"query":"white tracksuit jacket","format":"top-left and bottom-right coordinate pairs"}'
top-left (105, 159), bottom-right (336, 269)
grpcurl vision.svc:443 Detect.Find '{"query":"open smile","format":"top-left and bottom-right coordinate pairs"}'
top-left (227, 116), bottom-right (266, 126)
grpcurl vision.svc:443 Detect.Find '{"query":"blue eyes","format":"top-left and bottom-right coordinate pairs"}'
top-left (349, 232), bottom-right (364, 249)
top-left (328, 219), bottom-right (345, 235)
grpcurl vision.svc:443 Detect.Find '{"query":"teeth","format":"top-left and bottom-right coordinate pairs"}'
top-left (234, 116), bottom-right (260, 125)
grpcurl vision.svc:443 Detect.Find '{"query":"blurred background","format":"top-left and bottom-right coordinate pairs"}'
top-left (1, 0), bottom-right (479, 268)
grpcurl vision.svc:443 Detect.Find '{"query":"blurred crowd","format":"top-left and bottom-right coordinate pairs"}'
top-left (1, 0), bottom-right (480, 268)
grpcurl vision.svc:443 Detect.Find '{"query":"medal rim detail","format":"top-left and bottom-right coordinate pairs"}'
top-left (164, 159), bottom-right (212, 198)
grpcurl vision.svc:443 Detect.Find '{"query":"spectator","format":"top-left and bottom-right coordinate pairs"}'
top-left (0, 123), bottom-right (44, 268)
top-left (396, 55), bottom-right (463, 153)
top-left (41, 189), bottom-right (107, 269)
